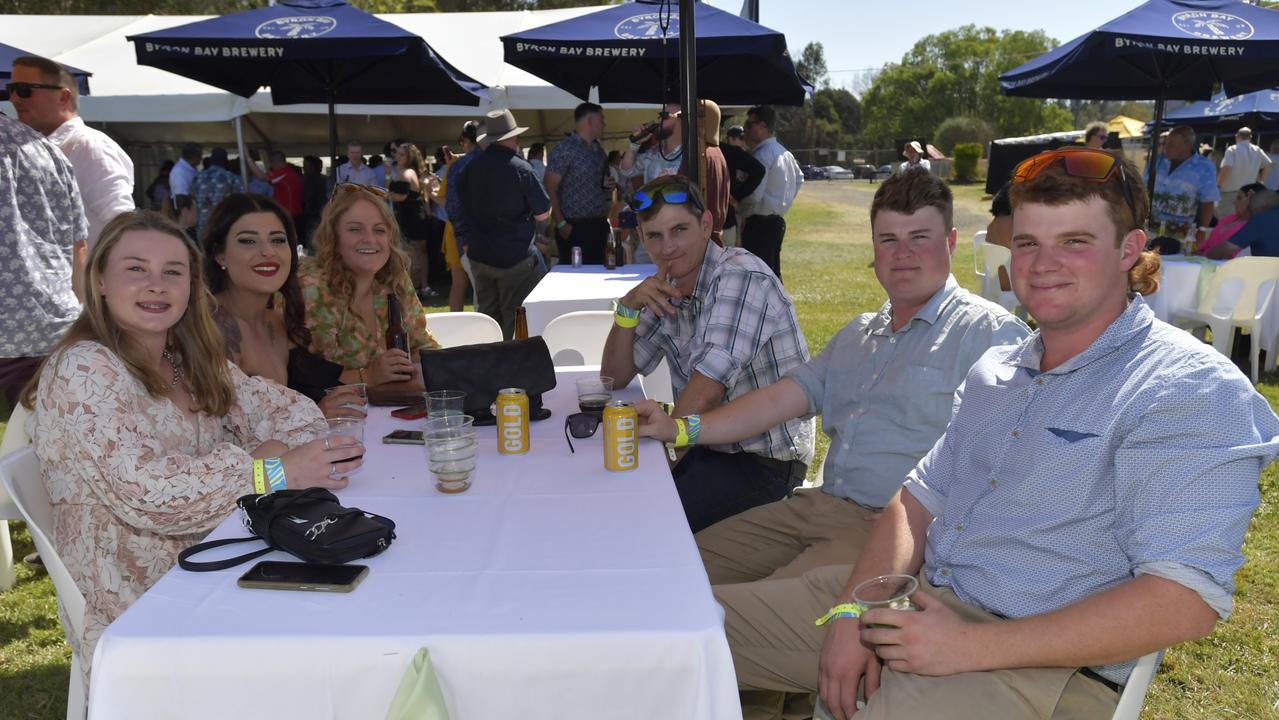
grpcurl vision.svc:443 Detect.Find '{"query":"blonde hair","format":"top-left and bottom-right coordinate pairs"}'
top-left (399, 142), bottom-right (428, 180)
top-left (23, 211), bottom-right (236, 414)
top-left (312, 188), bottom-right (416, 304)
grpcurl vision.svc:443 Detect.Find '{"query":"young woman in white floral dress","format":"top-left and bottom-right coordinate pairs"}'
top-left (22, 210), bottom-right (365, 687)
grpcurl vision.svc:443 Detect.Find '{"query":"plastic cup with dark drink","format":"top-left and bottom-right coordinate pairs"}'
top-left (575, 376), bottom-right (614, 413)
top-left (852, 574), bottom-right (919, 629)
top-left (324, 417), bottom-right (366, 473)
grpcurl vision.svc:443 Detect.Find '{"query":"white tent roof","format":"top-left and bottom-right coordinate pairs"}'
top-left (1, 7), bottom-right (616, 124)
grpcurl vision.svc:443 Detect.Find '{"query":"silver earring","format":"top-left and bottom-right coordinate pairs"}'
top-left (221, 265), bottom-right (227, 270)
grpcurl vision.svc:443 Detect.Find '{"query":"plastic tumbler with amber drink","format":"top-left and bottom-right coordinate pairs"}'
top-left (852, 574), bottom-right (918, 628)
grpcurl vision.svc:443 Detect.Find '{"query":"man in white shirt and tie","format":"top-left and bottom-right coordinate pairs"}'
top-left (738, 105), bottom-right (802, 281)
top-left (334, 140), bottom-right (381, 188)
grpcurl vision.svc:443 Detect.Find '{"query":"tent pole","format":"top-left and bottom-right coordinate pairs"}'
top-left (678, 0), bottom-right (699, 188)
top-left (1145, 93), bottom-right (1165, 213)
top-left (233, 115), bottom-right (250, 191)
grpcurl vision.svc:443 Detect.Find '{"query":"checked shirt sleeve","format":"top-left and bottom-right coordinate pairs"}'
top-left (689, 269), bottom-right (779, 389)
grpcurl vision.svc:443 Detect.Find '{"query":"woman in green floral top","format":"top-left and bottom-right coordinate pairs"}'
top-left (299, 185), bottom-right (439, 385)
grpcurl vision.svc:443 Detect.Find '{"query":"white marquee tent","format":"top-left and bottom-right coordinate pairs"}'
top-left (0, 7), bottom-right (669, 168)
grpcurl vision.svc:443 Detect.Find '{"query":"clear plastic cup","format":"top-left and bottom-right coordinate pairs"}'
top-left (324, 417), bottom-right (366, 474)
top-left (424, 414), bottom-right (477, 494)
top-left (424, 390), bottom-right (466, 419)
top-left (852, 574), bottom-right (918, 629)
top-left (575, 376), bottom-right (614, 414)
top-left (323, 383), bottom-right (369, 414)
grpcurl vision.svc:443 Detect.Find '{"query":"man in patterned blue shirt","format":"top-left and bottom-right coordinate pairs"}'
top-left (812, 149), bottom-right (1279, 719)
top-left (0, 113), bottom-right (87, 405)
top-left (602, 175), bottom-right (813, 533)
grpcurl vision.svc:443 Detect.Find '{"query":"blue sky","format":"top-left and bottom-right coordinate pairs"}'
top-left (702, 0), bottom-right (1150, 90)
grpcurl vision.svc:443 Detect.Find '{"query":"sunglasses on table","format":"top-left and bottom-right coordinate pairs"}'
top-left (1012, 148), bottom-right (1140, 230)
top-left (564, 412), bottom-right (604, 453)
top-left (333, 182), bottom-right (390, 200)
top-left (4, 82), bottom-right (66, 99)
top-left (628, 184), bottom-right (704, 214)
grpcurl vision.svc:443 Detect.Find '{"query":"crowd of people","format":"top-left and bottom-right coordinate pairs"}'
top-left (5, 52), bottom-right (1279, 720)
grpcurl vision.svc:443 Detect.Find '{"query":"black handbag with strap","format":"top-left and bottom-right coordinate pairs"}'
top-left (419, 336), bottom-right (557, 426)
top-left (178, 488), bottom-right (396, 572)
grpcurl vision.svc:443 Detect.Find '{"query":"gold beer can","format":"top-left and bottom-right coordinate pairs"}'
top-left (602, 400), bottom-right (638, 472)
top-left (496, 388), bottom-right (530, 454)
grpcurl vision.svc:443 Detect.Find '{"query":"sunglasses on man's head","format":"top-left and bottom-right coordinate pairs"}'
top-left (4, 82), bottom-right (65, 99)
top-left (1012, 148), bottom-right (1140, 230)
top-left (333, 182), bottom-right (390, 200)
top-left (628, 184), bottom-right (704, 215)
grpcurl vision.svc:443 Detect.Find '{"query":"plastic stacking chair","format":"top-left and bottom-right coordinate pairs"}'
top-left (423, 311), bottom-right (503, 348)
top-left (972, 230), bottom-right (988, 290)
top-left (1172, 256), bottom-right (1279, 383)
top-left (542, 311), bottom-right (613, 368)
top-left (980, 242), bottom-right (1022, 315)
top-left (1, 402), bottom-right (32, 592)
top-left (2, 448), bottom-right (87, 720)
top-left (1111, 652), bottom-right (1160, 720)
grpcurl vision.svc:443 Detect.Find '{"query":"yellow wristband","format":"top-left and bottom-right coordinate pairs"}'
top-left (673, 418), bottom-right (690, 448)
top-left (252, 459), bottom-right (267, 495)
top-left (815, 602), bottom-right (867, 626)
top-left (614, 311), bottom-right (640, 329)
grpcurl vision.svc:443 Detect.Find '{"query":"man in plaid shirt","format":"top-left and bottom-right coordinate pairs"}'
top-left (602, 175), bottom-right (814, 533)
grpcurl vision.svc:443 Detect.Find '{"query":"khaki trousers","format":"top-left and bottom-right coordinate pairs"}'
top-left (704, 491), bottom-right (1119, 719)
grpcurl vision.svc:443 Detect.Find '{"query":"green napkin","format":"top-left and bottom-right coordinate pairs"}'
top-left (385, 648), bottom-right (451, 720)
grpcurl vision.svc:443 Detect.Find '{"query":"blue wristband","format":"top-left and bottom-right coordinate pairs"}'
top-left (263, 457), bottom-right (287, 492)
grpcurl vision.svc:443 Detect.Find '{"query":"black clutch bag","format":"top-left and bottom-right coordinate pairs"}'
top-left (420, 337), bottom-right (557, 426)
top-left (178, 488), bottom-right (396, 571)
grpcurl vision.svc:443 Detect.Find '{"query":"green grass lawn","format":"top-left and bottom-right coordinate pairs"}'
top-left (1, 179), bottom-right (1276, 718)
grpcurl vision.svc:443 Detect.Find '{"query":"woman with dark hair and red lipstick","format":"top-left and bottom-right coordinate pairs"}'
top-left (202, 193), bottom-right (361, 417)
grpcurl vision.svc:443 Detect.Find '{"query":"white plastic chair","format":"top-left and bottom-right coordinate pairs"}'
top-left (639, 358), bottom-right (675, 404)
top-left (1111, 652), bottom-right (1160, 720)
top-left (423, 311), bottom-right (503, 348)
top-left (972, 230), bottom-right (988, 289)
top-left (980, 242), bottom-right (1021, 315)
top-left (1, 402), bottom-right (32, 591)
top-left (542, 311), bottom-right (613, 368)
top-left (1172, 256), bottom-right (1279, 383)
top-left (2, 448), bottom-right (87, 720)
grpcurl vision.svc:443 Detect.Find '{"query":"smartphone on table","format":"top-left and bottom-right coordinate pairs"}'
top-left (238, 561), bottom-right (368, 593)
top-left (391, 403), bottom-right (428, 421)
top-left (383, 429), bottom-right (425, 445)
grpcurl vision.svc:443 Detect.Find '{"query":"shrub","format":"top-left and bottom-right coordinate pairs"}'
top-left (934, 116), bottom-right (995, 156)
top-left (953, 143), bottom-right (982, 182)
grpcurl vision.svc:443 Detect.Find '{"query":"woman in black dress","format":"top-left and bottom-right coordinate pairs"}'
top-left (388, 142), bottom-right (435, 298)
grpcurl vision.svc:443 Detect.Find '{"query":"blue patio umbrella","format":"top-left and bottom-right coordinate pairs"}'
top-left (999, 0), bottom-right (1279, 197)
top-left (501, 0), bottom-right (810, 106)
top-left (127, 0), bottom-right (485, 166)
top-left (1160, 89), bottom-right (1279, 132)
top-left (0, 42), bottom-right (92, 96)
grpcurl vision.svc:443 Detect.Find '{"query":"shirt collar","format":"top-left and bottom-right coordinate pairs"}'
top-left (1009, 296), bottom-right (1154, 374)
top-left (867, 275), bottom-right (961, 336)
top-left (47, 115), bottom-right (83, 144)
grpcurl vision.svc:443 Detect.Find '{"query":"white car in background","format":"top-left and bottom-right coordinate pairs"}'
top-left (821, 165), bottom-right (854, 180)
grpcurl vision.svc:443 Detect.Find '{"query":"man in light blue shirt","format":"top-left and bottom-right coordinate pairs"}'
top-left (634, 171), bottom-right (1029, 707)
top-left (814, 150), bottom-right (1279, 719)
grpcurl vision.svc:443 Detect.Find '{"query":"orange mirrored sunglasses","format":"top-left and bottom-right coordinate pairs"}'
top-left (1012, 148), bottom-right (1140, 230)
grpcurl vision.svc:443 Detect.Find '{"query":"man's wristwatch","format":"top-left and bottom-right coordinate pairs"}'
top-left (613, 299), bottom-right (641, 328)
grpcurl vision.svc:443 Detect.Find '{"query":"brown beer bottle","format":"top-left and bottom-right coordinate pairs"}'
top-left (605, 232), bottom-right (617, 270)
top-left (386, 291), bottom-right (409, 353)
top-left (514, 306), bottom-right (529, 340)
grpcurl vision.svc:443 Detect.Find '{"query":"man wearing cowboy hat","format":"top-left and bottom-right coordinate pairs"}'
top-left (900, 141), bottom-right (931, 174)
top-left (456, 109), bottom-right (551, 339)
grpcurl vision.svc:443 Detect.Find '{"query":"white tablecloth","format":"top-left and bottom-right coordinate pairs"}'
top-left (88, 371), bottom-right (740, 720)
top-left (523, 264), bottom-right (657, 335)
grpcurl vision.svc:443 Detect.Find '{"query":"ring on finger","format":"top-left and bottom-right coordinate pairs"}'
top-left (329, 462), bottom-right (338, 478)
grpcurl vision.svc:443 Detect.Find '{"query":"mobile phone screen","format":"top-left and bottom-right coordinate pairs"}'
top-left (238, 561), bottom-right (368, 592)
top-left (383, 429), bottom-right (425, 444)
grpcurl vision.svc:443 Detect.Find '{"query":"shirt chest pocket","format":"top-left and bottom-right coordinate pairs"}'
top-left (895, 364), bottom-right (954, 428)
